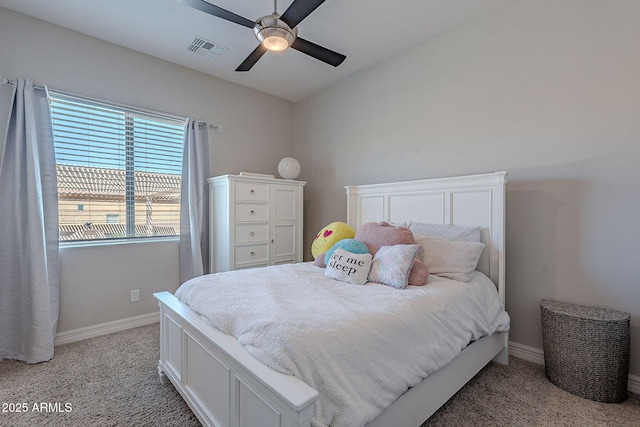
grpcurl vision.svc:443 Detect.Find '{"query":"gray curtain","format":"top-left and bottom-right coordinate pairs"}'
top-left (179, 119), bottom-right (210, 283)
top-left (0, 78), bottom-right (59, 363)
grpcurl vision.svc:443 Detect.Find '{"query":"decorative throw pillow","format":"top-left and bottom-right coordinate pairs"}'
top-left (407, 222), bottom-right (481, 242)
top-left (413, 234), bottom-right (485, 282)
top-left (354, 222), bottom-right (429, 286)
top-left (324, 239), bottom-right (370, 266)
top-left (368, 244), bottom-right (420, 289)
top-left (324, 248), bottom-right (372, 285)
top-left (311, 222), bottom-right (356, 260)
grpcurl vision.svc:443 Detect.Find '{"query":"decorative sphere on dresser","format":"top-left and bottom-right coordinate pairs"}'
top-left (278, 157), bottom-right (301, 179)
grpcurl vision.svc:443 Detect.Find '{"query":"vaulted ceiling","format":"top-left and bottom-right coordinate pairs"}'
top-left (0, 0), bottom-right (516, 102)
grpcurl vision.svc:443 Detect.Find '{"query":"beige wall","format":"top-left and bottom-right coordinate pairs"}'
top-left (0, 8), bottom-right (295, 332)
top-left (294, 0), bottom-right (640, 376)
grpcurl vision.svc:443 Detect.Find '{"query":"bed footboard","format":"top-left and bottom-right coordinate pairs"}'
top-left (154, 291), bottom-right (319, 427)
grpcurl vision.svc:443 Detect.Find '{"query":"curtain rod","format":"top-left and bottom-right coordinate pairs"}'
top-left (3, 78), bottom-right (179, 121)
top-left (1, 77), bottom-right (46, 91)
top-left (2, 77), bottom-right (223, 131)
top-left (198, 120), bottom-right (223, 133)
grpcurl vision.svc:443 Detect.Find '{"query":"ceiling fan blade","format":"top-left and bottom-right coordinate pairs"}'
top-left (236, 45), bottom-right (269, 72)
top-left (290, 37), bottom-right (346, 67)
top-left (280, 0), bottom-right (326, 29)
top-left (179, 0), bottom-right (255, 28)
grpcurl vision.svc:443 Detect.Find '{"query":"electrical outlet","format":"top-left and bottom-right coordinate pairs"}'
top-left (130, 289), bottom-right (140, 302)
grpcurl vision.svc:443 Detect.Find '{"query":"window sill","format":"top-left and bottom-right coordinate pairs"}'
top-left (59, 236), bottom-right (179, 249)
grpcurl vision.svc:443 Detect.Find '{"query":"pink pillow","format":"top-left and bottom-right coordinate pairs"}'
top-left (313, 253), bottom-right (326, 268)
top-left (354, 222), bottom-right (429, 286)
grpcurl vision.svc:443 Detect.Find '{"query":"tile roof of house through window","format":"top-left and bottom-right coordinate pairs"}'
top-left (56, 164), bottom-right (181, 201)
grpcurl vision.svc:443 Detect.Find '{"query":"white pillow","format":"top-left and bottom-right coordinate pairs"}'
top-left (407, 221), bottom-right (481, 242)
top-left (368, 244), bottom-right (420, 290)
top-left (413, 234), bottom-right (485, 282)
top-left (324, 247), bottom-right (372, 285)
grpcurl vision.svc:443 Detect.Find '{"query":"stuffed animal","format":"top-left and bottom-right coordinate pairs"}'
top-left (354, 221), bottom-right (429, 286)
top-left (311, 221), bottom-right (356, 261)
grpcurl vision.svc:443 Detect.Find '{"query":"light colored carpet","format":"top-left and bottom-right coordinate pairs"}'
top-left (0, 324), bottom-right (638, 426)
top-left (0, 324), bottom-right (199, 427)
top-left (423, 353), bottom-right (639, 426)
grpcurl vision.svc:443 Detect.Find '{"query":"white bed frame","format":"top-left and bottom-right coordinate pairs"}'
top-left (154, 171), bottom-right (508, 427)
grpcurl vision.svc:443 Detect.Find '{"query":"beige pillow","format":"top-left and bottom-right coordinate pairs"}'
top-left (413, 234), bottom-right (485, 282)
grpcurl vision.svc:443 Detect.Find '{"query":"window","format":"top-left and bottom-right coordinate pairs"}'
top-left (50, 92), bottom-right (185, 242)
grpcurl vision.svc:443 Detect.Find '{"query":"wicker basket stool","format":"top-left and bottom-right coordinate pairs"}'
top-left (540, 300), bottom-right (630, 403)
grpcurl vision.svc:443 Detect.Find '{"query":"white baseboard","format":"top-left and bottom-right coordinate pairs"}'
top-left (55, 312), bottom-right (159, 346)
top-left (630, 375), bottom-right (640, 395)
top-left (509, 340), bottom-right (640, 395)
top-left (509, 341), bottom-right (545, 365)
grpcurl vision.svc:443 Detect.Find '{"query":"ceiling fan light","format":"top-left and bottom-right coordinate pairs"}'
top-left (262, 32), bottom-right (292, 51)
top-left (253, 14), bottom-right (297, 52)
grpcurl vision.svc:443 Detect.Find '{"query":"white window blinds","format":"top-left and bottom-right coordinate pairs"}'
top-left (50, 92), bottom-right (185, 242)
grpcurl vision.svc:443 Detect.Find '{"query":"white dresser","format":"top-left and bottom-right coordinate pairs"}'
top-left (208, 174), bottom-right (305, 272)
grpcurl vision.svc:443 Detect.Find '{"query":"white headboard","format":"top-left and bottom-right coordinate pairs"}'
top-left (345, 172), bottom-right (507, 304)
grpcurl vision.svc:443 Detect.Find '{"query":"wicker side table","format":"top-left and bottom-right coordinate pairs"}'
top-left (540, 299), bottom-right (630, 403)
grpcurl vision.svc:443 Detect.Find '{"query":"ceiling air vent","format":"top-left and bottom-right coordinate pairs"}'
top-left (187, 36), bottom-right (227, 59)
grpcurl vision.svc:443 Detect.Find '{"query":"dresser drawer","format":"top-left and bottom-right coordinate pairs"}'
top-left (235, 203), bottom-right (269, 222)
top-left (235, 182), bottom-right (269, 202)
top-left (235, 244), bottom-right (269, 265)
top-left (235, 223), bottom-right (269, 243)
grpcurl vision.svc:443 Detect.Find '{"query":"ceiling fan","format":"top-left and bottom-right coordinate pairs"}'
top-left (179, 0), bottom-right (346, 71)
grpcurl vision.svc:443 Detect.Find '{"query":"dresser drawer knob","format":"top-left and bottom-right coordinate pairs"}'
top-left (250, 189), bottom-right (255, 195)
top-left (250, 251), bottom-right (256, 257)
top-left (250, 231), bottom-right (255, 236)
top-left (250, 210), bottom-right (255, 215)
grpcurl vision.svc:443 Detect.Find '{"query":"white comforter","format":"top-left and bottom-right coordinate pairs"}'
top-left (175, 262), bottom-right (510, 427)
